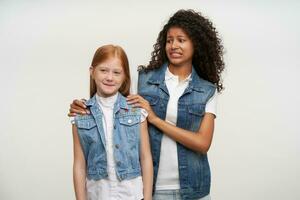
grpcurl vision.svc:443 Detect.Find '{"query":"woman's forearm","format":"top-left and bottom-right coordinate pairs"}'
top-left (149, 113), bottom-right (215, 153)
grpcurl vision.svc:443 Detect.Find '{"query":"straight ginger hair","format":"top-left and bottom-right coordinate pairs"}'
top-left (90, 44), bottom-right (131, 98)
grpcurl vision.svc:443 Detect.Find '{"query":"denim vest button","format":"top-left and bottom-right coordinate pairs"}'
top-left (116, 161), bottom-right (121, 166)
top-left (128, 119), bottom-right (132, 124)
top-left (115, 144), bottom-right (119, 149)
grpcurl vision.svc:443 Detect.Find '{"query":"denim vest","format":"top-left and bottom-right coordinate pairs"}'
top-left (75, 93), bottom-right (142, 181)
top-left (138, 63), bottom-right (216, 200)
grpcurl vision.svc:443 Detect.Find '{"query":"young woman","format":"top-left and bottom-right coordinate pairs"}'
top-left (72, 44), bottom-right (153, 200)
top-left (70, 9), bottom-right (224, 200)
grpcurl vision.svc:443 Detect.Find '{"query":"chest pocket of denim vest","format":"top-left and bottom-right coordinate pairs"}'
top-left (143, 95), bottom-right (159, 106)
top-left (76, 118), bottom-right (98, 143)
top-left (77, 120), bottom-right (96, 129)
top-left (187, 104), bottom-right (205, 131)
top-left (119, 115), bottom-right (140, 143)
top-left (188, 104), bottom-right (205, 116)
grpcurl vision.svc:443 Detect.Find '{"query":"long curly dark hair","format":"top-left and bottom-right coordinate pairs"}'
top-left (140, 9), bottom-right (225, 92)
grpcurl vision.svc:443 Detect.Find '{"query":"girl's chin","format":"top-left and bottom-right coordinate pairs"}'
top-left (97, 90), bottom-right (118, 97)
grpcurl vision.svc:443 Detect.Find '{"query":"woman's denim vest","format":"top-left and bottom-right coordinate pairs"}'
top-left (138, 63), bottom-right (216, 200)
top-left (75, 93), bottom-right (142, 181)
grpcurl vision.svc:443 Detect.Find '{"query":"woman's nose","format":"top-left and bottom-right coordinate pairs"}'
top-left (171, 41), bottom-right (179, 49)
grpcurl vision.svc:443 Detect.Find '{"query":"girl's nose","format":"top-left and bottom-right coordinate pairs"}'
top-left (106, 71), bottom-right (113, 80)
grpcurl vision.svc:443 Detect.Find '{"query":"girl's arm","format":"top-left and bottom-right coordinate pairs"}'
top-left (127, 95), bottom-right (215, 154)
top-left (140, 120), bottom-right (153, 200)
top-left (72, 125), bottom-right (87, 200)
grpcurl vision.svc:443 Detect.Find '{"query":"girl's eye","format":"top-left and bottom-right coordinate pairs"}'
top-left (166, 39), bottom-right (172, 43)
top-left (114, 71), bottom-right (121, 75)
top-left (100, 69), bottom-right (108, 72)
top-left (179, 39), bottom-right (185, 43)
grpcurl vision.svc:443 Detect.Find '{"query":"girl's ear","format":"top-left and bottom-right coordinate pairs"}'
top-left (89, 66), bottom-right (94, 78)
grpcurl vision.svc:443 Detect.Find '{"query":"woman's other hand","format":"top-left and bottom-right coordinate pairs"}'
top-left (68, 99), bottom-right (89, 117)
top-left (127, 94), bottom-right (158, 123)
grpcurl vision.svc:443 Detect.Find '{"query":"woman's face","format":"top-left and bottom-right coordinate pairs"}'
top-left (90, 56), bottom-right (125, 97)
top-left (165, 27), bottom-right (194, 67)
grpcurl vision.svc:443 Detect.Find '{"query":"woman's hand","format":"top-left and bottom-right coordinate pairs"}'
top-left (127, 94), bottom-right (158, 124)
top-left (68, 99), bottom-right (90, 117)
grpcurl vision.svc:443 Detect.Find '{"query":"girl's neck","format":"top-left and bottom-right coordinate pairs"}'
top-left (168, 63), bottom-right (192, 81)
top-left (96, 92), bottom-right (118, 108)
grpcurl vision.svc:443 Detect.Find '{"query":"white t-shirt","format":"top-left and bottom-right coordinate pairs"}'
top-left (155, 67), bottom-right (217, 190)
top-left (86, 93), bottom-right (147, 200)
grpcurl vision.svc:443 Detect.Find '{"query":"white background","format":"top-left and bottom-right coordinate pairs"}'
top-left (1, 0), bottom-right (299, 199)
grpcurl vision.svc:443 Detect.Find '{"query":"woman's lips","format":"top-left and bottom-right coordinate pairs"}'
top-left (169, 51), bottom-right (182, 57)
top-left (169, 52), bottom-right (182, 58)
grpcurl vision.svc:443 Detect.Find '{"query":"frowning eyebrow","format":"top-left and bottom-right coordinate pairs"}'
top-left (167, 35), bottom-right (187, 39)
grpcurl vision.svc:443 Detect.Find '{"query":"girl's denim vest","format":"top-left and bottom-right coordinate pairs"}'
top-left (75, 93), bottom-right (142, 181)
top-left (138, 63), bottom-right (216, 200)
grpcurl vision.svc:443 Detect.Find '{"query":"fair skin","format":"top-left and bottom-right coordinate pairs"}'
top-left (139, 120), bottom-right (153, 200)
top-left (72, 57), bottom-right (153, 200)
top-left (90, 57), bottom-right (125, 98)
top-left (72, 125), bottom-right (87, 200)
top-left (69, 27), bottom-right (215, 154)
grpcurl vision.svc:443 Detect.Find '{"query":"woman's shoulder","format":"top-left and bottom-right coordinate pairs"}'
top-left (193, 74), bottom-right (217, 90)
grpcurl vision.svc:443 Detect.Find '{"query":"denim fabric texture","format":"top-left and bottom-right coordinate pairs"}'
top-left (153, 190), bottom-right (211, 200)
top-left (75, 93), bottom-right (142, 181)
top-left (138, 63), bottom-right (216, 200)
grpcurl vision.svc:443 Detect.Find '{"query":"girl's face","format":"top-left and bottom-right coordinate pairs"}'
top-left (90, 57), bottom-right (125, 97)
top-left (165, 27), bottom-right (194, 67)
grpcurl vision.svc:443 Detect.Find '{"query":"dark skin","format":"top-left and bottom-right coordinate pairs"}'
top-left (68, 99), bottom-right (89, 116)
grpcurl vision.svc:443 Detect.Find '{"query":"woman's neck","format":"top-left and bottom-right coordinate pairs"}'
top-left (168, 63), bottom-right (192, 81)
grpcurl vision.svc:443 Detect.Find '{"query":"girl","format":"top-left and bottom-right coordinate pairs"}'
top-left (72, 44), bottom-right (153, 200)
